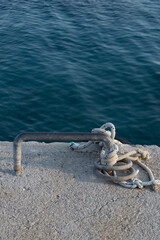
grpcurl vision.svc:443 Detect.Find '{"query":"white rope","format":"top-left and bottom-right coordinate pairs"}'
top-left (69, 122), bottom-right (160, 191)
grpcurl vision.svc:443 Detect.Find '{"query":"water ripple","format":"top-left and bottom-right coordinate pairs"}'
top-left (0, 0), bottom-right (159, 145)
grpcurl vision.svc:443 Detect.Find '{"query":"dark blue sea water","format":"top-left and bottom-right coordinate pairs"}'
top-left (0, 0), bottom-right (160, 145)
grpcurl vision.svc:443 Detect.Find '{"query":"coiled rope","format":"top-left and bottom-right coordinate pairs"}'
top-left (69, 123), bottom-right (160, 191)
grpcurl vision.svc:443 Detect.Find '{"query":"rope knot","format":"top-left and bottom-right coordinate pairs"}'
top-left (69, 122), bottom-right (159, 192)
top-left (137, 148), bottom-right (149, 160)
top-left (131, 178), bottom-right (143, 189)
top-left (152, 180), bottom-right (160, 192)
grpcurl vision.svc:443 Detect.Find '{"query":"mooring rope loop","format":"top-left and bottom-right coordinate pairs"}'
top-left (69, 122), bottom-right (160, 191)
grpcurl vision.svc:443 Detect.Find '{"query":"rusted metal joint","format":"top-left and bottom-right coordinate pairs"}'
top-left (13, 132), bottom-right (112, 173)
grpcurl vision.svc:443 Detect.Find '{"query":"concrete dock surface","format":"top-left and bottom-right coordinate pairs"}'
top-left (0, 141), bottom-right (160, 240)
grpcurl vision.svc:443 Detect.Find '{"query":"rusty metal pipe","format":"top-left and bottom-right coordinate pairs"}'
top-left (13, 132), bottom-right (111, 173)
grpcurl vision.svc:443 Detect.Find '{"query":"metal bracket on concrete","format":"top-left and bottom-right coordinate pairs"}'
top-left (13, 132), bottom-right (111, 173)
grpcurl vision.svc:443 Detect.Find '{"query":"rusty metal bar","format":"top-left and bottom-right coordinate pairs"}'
top-left (13, 132), bottom-right (111, 173)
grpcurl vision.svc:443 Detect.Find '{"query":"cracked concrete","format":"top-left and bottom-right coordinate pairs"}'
top-left (0, 141), bottom-right (160, 240)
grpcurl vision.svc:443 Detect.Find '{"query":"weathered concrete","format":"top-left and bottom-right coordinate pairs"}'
top-left (0, 141), bottom-right (160, 240)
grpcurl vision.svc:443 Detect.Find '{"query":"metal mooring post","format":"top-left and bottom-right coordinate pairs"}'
top-left (13, 132), bottom-right (112, 173)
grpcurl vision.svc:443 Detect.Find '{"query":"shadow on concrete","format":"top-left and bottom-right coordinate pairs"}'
top-left (0, 141), bottom-right (154, 189)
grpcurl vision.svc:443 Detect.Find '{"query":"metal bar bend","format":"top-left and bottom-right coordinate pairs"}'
top-left (13, 132), bottom-right (111, 173)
